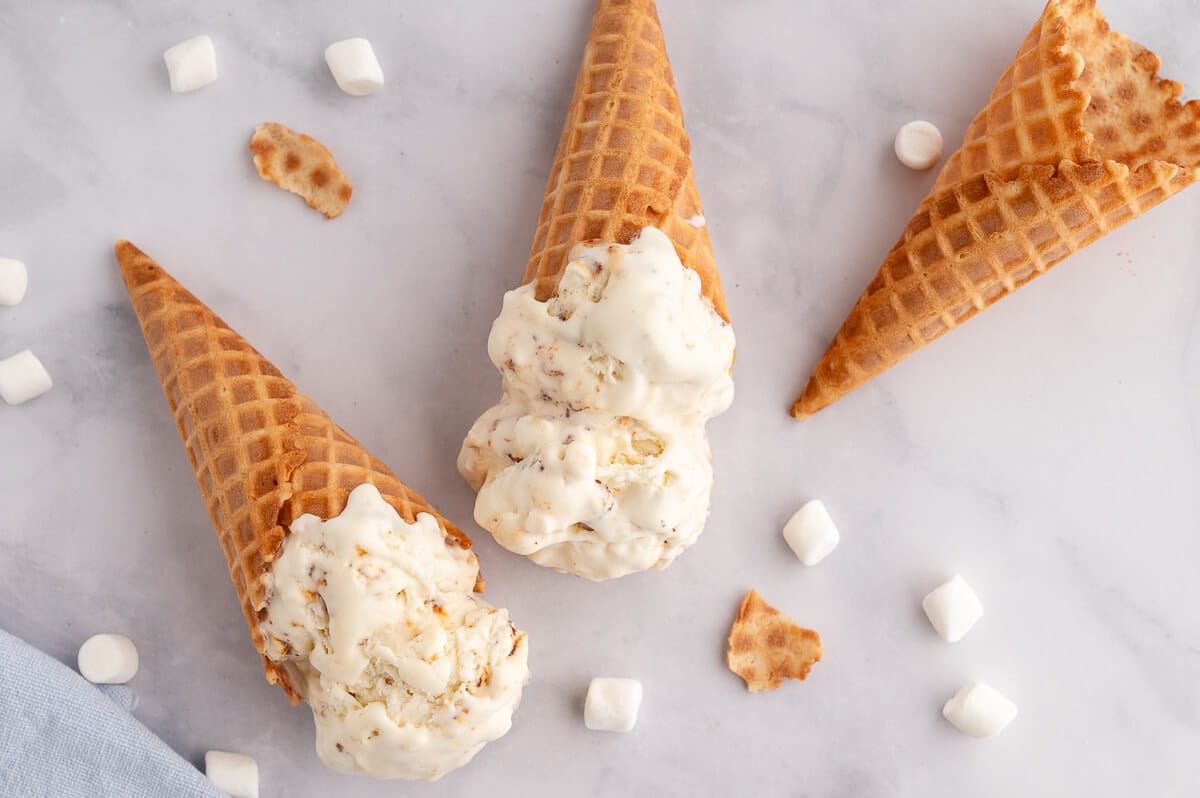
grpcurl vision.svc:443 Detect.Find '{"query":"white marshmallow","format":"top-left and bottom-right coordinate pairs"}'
top-left (163, 35), bottom-right (217, 93)
top-left (325, 38), bottom-right (384, 96)
top-left (205, 751), bottom-right (259, 798)
top-left (894, 120), bottom-right (944, 170)
top-left (942, 681), bottom-right (1018, 738)
top-left (77, 634), bottom-right (139, 684)
top-left (584, 677), bottom-right (643, 732)
top-left (0, 258), bottom-right (28, 306)
top-left (922, 574), bottom-right (984, 642)
top-left (0, 350), bottom-right (53, 406)
top-left (782, 499), bottom-right (840, 566)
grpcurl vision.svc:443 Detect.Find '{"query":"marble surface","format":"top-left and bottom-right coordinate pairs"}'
top-left (3, 1), bottom-right (1199, 795)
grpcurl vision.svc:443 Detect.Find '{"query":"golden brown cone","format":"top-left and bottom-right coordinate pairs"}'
top-left (794, 0), bottom-right (1200, 418)
top-left (525, 0), bottom-right (728, 322)
top-left (116, 241), bottom-right (476, 702)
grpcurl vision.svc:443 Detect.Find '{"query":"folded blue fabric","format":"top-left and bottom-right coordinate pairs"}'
top-left (0, 627), bottom-right (222, 798)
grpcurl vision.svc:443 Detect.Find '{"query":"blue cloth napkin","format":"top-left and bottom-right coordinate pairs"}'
top-left (0, 627), bottom-right (223, 798)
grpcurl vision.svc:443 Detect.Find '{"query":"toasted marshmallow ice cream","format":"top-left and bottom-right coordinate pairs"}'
top-left (260, 484), bottom-right (530, 781)
top-left (459, 227), bottom-right (735, 580)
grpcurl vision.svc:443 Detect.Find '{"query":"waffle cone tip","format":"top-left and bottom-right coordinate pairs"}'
top-left (114, 240), bottom-right (161, 291)
top-left (114, 238), bottom-right (142, 269)
top-left (525, 0), bottom-right (728, 322)
top-left (789, 395), bottom-right (814, 420)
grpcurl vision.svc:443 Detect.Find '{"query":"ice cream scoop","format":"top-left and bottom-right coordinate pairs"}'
top-left (260, 484), bottom-right (530, 781)
top-left (460, 228), bottom-right (734, 580)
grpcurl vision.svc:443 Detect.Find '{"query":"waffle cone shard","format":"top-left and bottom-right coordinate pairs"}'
top-left (525, 0), bottom-right (728, 321)
top-left (116, 241), bottom-right (474, 701)
top-left (794, 0), bottom-right (1200, 418)
top-left (726, 589), bottom-right (822, 693)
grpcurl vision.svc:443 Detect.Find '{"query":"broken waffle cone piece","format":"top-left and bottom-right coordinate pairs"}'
top-left (726, 589), bottom-right (822, 692)
top-left (250, 122), bottom-right (353, 219)
top-left (525, 0), bottom-right (728, 321)
top-left (793, 0), bottom-right (1200, 418)
top-left (115, 241), bottom-right (474, 701)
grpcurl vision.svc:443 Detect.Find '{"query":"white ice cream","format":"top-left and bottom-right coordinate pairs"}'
top-left (459, 227), bottom-right (735, 581)
top-left (260, 484), bottom-right (530, 781)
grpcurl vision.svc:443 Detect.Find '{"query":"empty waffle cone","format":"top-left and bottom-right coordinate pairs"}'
top-left (116, 242), bottom-right (476, 702)
top-left (525, 0), bottom-right (728, 321)
top-left (793, 0), bottom-right (1200, 418)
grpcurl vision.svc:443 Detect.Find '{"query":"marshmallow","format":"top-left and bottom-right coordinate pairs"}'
top-left (0, 258), bottom-right (27, 306)
top-left (922, 574), bottom-right (984, 642)
top-left (942, 681), bottom-right (1018, 738)
top-left (782, 499), bottom-right (840, 566)
top-left (325, 38), bottom-right (384, 96)
top-left (163, 35), bottom-right (217, 93)
top-left (584, 677), bottom-right (643, 732)
top-left (894, 120), bottom-right (943, 170)
top-left (77, 634), bottom-right (139, 684)
top-left (0, 350), bottom-right (53, 406)
top-left (205, 751), bottom-right (259, 798)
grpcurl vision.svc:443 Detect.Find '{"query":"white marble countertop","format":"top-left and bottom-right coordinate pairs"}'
top-left (3, 1), bottom-right (1199, 795)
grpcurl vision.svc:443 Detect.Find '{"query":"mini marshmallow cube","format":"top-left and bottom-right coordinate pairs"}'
top-left (0, 258), bottom-right (28, 306)
top-left (942, 681), bottom-right (1018, 738)
top-left (205, 751), bottom-right (259, 798)
top-left (894, 120), bottom-right (944, 170)
top-left (163, 35), bottom-right (217, 93)
top-left (325, 38), bottom-right (384, 96)
top-left (922, 574), bottom-right (984, 642)
top-left (0, 350), bottom-right (53, 406)
top-left (584, 677), bottom-right (643, 732)
top-left (782, 499), bottom-right (840, 566)
top-left (77, 634), bottom-right (139, 684)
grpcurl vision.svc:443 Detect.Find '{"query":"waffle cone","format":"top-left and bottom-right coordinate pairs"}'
top-left (525, 0), bottom-right (728, 321)
top-left (794, 0), bottom-right (1200, 418)
top-left (116, 242), bottom-right (476, 702)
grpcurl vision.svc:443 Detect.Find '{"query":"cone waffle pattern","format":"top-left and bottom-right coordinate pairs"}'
top-left (794, 0), bottom-right (1200, 418)
top-left (525, 0), bottom-right (728, 321)
top-left (116, 242), bottom-right (474, 701)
